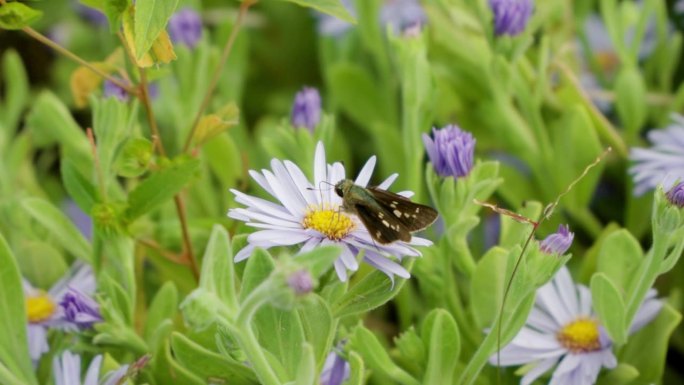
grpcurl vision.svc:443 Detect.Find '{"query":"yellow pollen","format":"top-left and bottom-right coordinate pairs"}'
top-left (302, 205), bottom-right (355, 241)
top-left (26, 292), bottom-right (57, 323)
top-left (557, 318), bottom-right (601, 353)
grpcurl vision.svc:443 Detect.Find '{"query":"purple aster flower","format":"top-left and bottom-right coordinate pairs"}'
top-left (287, 269), bottom-right (314, 295)
top-left (291, 87), bottom-right (322, 132)
top-left (490, 266), bottom-right (662, 385)
top-left (103, 79), bottom-right (129, 102)
top-left (24, 263), bottom-right (95, 363)
top-left (320, 350), bottom-right (350, 385)
top-left (489, 0), bottom-right (534, 36)
top-left (53, 351), bottom-right (129, 385)
top-left (380, 0), bottom-right (426, 34)
top-left (168, 8), bottom-right (203, 49)
top-left (539, 224), bottom-right (574, 255)
top-left (228, 142), bottom-right (431, 282)
top-left (667, 181), bottom-right (684, 208)
top-left (629, 114), bottom-right (684, 195)
top-left (60, 287), bottom-right (102, 329)
top-left (422, 124), bottom-right (475, 178)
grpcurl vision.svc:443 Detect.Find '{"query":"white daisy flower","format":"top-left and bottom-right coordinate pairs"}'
top-left (24, 263), bottom-right (96, 363)
top-left (228, 142), bottom-right (432, 282)
top-left (629, 114), bottom-right (684, 196)
top-left (491, 266), bottom-right (662, 385)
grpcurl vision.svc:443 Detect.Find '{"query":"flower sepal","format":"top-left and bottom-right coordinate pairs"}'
top-left (653, 185), bottom-right (684, 234)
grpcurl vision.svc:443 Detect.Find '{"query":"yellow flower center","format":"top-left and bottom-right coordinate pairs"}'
top-left (26, 292), bottom-right (57, 323)
top-left (302, 205), bottom-right (355, 241)
top-left (557, 318), bottom-right (601, 353)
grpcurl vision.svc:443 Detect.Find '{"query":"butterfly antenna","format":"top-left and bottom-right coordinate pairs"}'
top-left (481, 147), bottom-right (611, 385)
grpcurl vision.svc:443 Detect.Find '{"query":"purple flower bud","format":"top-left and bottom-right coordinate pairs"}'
top-left (291, 87), bottom-right (321, 132)
top-left (77, 5), bottom-right (108, 27)
top-left (667, 182), bottom-right (684, 208)
top-left (489, 0), bottom-right (534, 36)
top-left (380, 0), bottom-right (426, 34)
top-left (60, 287), bottom-right (102, 328)
top-left (168, 8), bottom-right (203, 49)
top-left (539, 225), bottom-right (574, 255)
top-left (320, 351), bottom-right (350, 385)
top-left (287, 269), bottom-right (314, 295)
top-left (103, 79), bottom-right (129, 102)
top-left (422, 125), bottom-right (475, 178)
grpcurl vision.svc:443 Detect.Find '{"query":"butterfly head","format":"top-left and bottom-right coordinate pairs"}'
top-left (334, 179), bottom-right (354, 198)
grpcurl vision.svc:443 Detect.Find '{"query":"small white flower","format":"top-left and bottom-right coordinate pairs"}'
top-left (629, 114), bottom-right (684, 195)
top-left (490, 266), bottom-right (662, 385)
top-left (24, 263), bottom-right (95, 363)
top-left (228, 142), bottom-right (431, 282)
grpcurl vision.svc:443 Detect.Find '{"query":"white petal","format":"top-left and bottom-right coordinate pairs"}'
top-left (50, 263), bottom-right (95, 300)
top-left (377, 173), bottom-right (398, 189)
top-left (554, 266), bottom-right (580, 316)
top-left (629, 294), bottom-right (663, 333)
top-left (234, 244), bottom-right (256, 262)
top-left (28, 324), bottom-right (49, 362)
top-left (397, 190), bottom-right (414, 198)
top-left (230, 207), bottom-right (301, 228)
top-left (83, 355), bottom-right (103, 385)
top-left (339, 244), bottom-right (359, 271)
top-left (284, 160), bottom-right (317, 205)
top-left (248, 230), bottom-right (312, 245)
top-left (521, 357), bottom-right (558, 385)
top-left (249, 169), bottom-right (276, 196)
top-left (263, 169), bottom-right (306, 215)
top-left (354, 156), bottom-right (376, 187)
top-left (269, 161), bottom-right (309, 213)
top-left (314, 142), bottom-right (327, 203)
top-left (552, 353), bottom-right (582, 377)
top-left (364, 252), bottom-right (410, 279)
top-left (230, 189), bottom-right (296, 221)
top-left (334, 258), bottom-right (348, 282)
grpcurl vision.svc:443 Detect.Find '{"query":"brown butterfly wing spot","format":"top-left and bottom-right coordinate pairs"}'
top-left (354, 203), bottom-right (411, 244)
top-left (367, 187), bottom-right (439, 232)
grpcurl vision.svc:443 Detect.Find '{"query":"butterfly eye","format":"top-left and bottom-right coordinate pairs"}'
top-left (335, 186), bottom-right (343, 197)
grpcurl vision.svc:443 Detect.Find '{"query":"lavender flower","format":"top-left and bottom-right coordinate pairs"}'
top-left (629, 114), bottom-right (684, 196)
top-left (490, 266), bottom-right (662, 385)
top-left (168, 8), bottom-right (203, 49)
top-left (539, 224), bottom-right (574, 255)
top-left (103, 79), bottom-right (129, 102)
top-left (76, 4), bottom-right (108, 27)
top-left (53, 351), bottom-right (129, 385)
top-left (489, 0), bottom-right (534, 36)
top-left (320, 350), bottom-right (350, 385)
top-left (228, 142), bottom-right (431, 282)
top-left (24, 263), bottom-right (95, 363)
top-left (64, 200), bottom-right (93, 240)
top-left (422, 124), bottom-right (475, 178)
top-left (667, 182), bottom-right (684, 208)
top-left (291, 87), bottom-right (322, 132)
top-left (287, 269), bottom-right (314, 295)
top-left (380, 0), bottom-right (426, 33)
top-left (60, 287), bottom-right (102, 328)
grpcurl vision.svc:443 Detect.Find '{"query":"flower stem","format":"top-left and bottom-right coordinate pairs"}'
top-left (182, 0), bottom-right (256, 152)
top-left (19, 25), bottom-right (136, 95)
top-left (624, 231), bottom-right (667, 328)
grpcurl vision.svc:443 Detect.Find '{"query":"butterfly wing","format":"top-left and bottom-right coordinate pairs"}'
top-left (367, 187), bottom-right (439, 232)
top-left (354, 203), bottom-right (411, 244)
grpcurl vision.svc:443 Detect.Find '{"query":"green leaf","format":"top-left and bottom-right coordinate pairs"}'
top-left (26, 92), bottom-right (89, 154)
top-left (347, 351), bottom-right (365, 385)
top-left (21, 198), bottom-right (92, 263)
top-left (253, 301), bottom-right (306, 380)
top-left (0, 234), bottom-right (38, 385)
top-left (596, 230), bottom-right (643, 292)
top-left (144, 282), bottom-right (178, 343)
top-left (591, 273), bottom-right (627, 345)
top-left (297, 295), bottom-right (334, 367)
top-left (103, 0), bottom-right (129, 32)
top-left (350, 326), bottom-right (420, 385)
top-left (61, 157), bottom-right (98, 213)
top-left (125, 156), bottom-right (200, 221)
top-left (0, 50), bottom-right (29, 134)
top-left (422, 309), bottom-right (460, 385)
top-left (332, 260), bottom-right (414, 318)
top-left (92, 97), bottom-right (131, 185)
top-left (16, 241), bottom-right (68, 289)
top-left (293, 245), bottom-right (341, 278)
top-left (239, 248), bottom-right (275, 300)
top-left (199, 225), bottom-right (239, 312)
top-left (0, 2), bottom-right (42, 30)
top-left (294, 343), bottom-right (316, 385)
top-left (115, 137), bottom-right (154, 178)
top-left (282, 0), bottom-right (355, 23)
top-left (134, 0), bottom-right (180, 61)
top-left (619, 303), bottom-right (681, 383)
top-left (469, 247), bottom-right (510, 329)
top-left (152, 339), bottom-right (205, 385)
top-left (170, 332), bottom-right (257, 384)
top-left (597, 363), bottom-right (639, 385)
